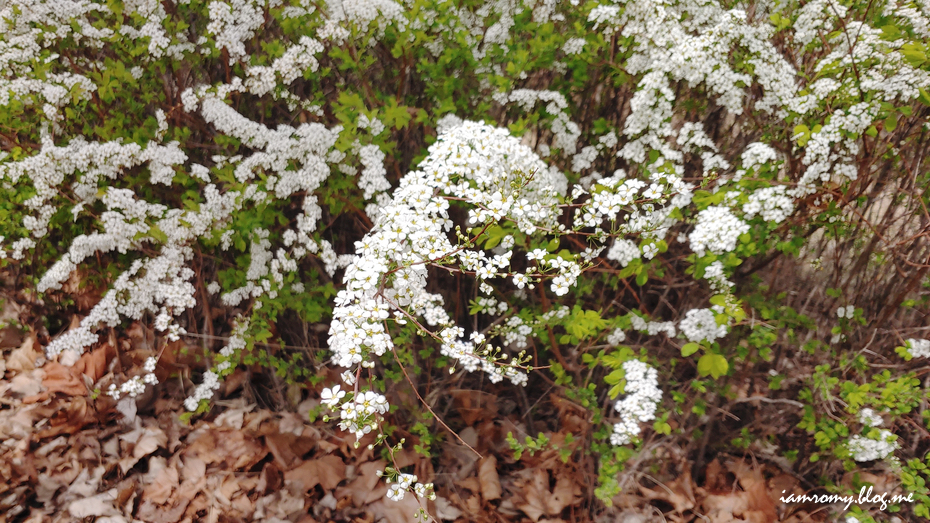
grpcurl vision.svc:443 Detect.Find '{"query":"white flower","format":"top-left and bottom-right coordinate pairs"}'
top-left (386, 483), bottom-right (405, 501)
top-left (321, 385), bottom-right (346, 409)
top-left (527, 248), bottom-right (548, 261)
top-left (858, 408), bottom-right (883, 428)
top-left (341, 370), bottom-right (357, 385)
top-left (642, 243), bottom-right (658, 260)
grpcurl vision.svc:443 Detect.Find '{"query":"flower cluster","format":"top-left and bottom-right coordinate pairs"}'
top-left (703, 261), bottom-right (734, 292)
top-left (742, 186), bottom-right (794, 224)
top-left (848, 430), bottom-right (899, 462)
top-left (329, 121), bottom-right (565, 392)
top-left (322, 386), bottom-right (390, 440)
top-left (836, 305), bottom-right (856, 319)
top-left (679, 308), bottom-right (728, 344)
top-left (107, 357), bottom-right (160, 401)
top-left (904, 338), bottom-right (930, 359)
top-left (847, 407), bottom-right (899, 462)
top-left (629, 313), bottom-right (676, 338)
top-left (610, 360), bottom-right (662, 445)
top-left (689, 206), bottom-right (750, 257)
top-left (858, 408), bottom-right (883, 428)
top-left (183, 370), bottom-right (222, 412)
top-left (380, 470), bottom-right (435, 503)
top-left (606, 239), bottom-right (640, 267)
top-left (606, 328), bottom-right (626, 346)
top-left (183, 320), bottom-right (250, 411)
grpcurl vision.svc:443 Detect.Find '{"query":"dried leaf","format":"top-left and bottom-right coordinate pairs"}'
top-left (545, 475), bottom-right (577, 515)
top-left (452, 390), bottom-right (498, 426)
top-left (516, 469), bottom-right (550, 522)
top-left (183, 427), bottom-right (266, 470)
top-left (115, 397), bottom-right (137, 425)
top-left (697, 460), bottom-right (778, 523)
top-left (639, 468), bottom-right (696, 513)
top-left (142, 457), bottom-right (179, 505)
top-left (284, 454), bottom-right (346, 492)
top-left (59, 348), bottom-right (81, 367)
top-left (60, 466), bottom-right (105, 503)
top-left (478, 456), bottom-right (502, 501)
top-left (434, 496), bottom-right (464, 521)
top-left (7, 336), bottom-right (40, 373)
top-left (136, 496), bottom-right (190, 523)
top-left (180, 455), bottom-right (206, 486)
top-left (368, 494), bottom-right (423, 523)
top-left (726, 459), bottom-right (778, 521)
top-left (213, 400), bottom-right (254, 429)
top-left (5, 370), bottom-right (44, 398)
top-left (257, 462), bottom-right (283, 495)
top-left (119, 426), bottom-right (168, 473)
top-left (337, 460), bottom-right (386, 507)
top-left (68, 489), bottom-right (121, 518)
top-left (253, 485), bottom-right (306, 519)
top-left (134, 426), bottom-right (168, 459)
top-left (0, 324), bottom-right (23, 350)
top-left (73, 343), bottom-right (109, 383)
top-left (264, 428), bottom-right (316, 469)
top-left (41, 362), bottom-right (87, 396)
top-left (63, 269), bottom-right (104, 312)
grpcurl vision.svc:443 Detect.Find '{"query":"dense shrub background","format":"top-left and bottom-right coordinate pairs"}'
top-left (1, 0), bottom-right (930, 519)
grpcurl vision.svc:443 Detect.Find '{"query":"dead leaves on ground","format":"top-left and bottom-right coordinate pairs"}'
top-left (0, 334), bottom-right (435, 523)
top-left (438, 393), bottom-right (587, 523)
top-left (0, 325), bottom-right (834, 523)
top-left (616, 456), bottom-right (827, 523)
top-left (0, 391), bottom-right (435, 523)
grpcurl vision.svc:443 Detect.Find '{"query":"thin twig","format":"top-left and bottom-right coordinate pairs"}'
top-left (390, 346), bottom-right (484, 459)
top-left (733, 396), bottom-right (805, 408)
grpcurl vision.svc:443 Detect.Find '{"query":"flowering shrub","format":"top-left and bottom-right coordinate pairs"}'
top-left (2, 0), bottom-right (930, 519)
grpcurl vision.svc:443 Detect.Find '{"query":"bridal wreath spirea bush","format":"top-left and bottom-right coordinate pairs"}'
top-left (3, 0), bottom-right (930, 516)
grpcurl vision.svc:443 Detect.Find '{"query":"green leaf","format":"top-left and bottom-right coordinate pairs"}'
top-left (793, 124), bottom-right (811, 146)
top-left (884, 114), bottom-right (898, 133)
top-left (148, 225), bottom-right (167, 243)
top-left (383, 99), bottom-right (413, 130)
top-left (604, 369), bottom-right (624, 385)
top-left (900, 43), bottom-right (927, 67)
top-left (654, 420), bottom-right (672, 435)
top-left (681, 343), bottom-right (700, 357)
top-left (608, 383), bottom-right (622, 399)
top-left (918, 88), bottom-right (930, 107)
top-left (483, 225), bottom-right (506, 249)
top-left (879, 24), bottom-right (902, 41)
top-left (697, 353), bottom-right (729, 379)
